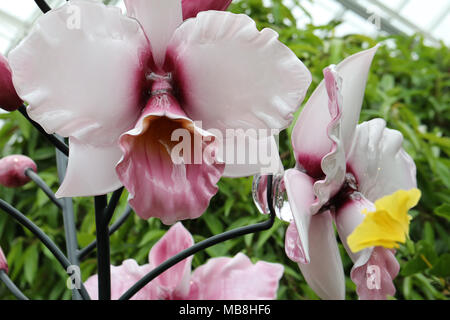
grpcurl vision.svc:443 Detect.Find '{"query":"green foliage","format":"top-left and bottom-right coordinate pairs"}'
top-left (0, 0), bottom-right (449, 300)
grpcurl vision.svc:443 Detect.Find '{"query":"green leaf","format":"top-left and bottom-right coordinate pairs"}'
top-left (401, 256), bottom-right (428, 276)
top-left (24, 244), bottom-right (39, 284)
top-left (77, 233), bottom-right (96, 248)
top-left (430, 254), bottom-right (450, 277)
top-left (434, 203), bottom-right (450, 221)
top-left (423, 221), bottom-right (435, 247)
top-left (203, 214), bottom-right (223, 235)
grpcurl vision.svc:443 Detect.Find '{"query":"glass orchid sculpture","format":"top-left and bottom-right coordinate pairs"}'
top-left (0, 0), bottom-right (420, 301)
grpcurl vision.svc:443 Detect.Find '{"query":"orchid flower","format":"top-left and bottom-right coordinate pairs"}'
top-left (9, 0), bottom-right (311, 225)
top-left (0, 155), bottom-right (37, 188)
top-left (0, 53), bottom-right (22, 111)
top-left (0, 246), bottom-right (7, 273)
top-left (85, 223), bottom-right (284, 300)
top-left (281, 46), bottom-right (417, 299)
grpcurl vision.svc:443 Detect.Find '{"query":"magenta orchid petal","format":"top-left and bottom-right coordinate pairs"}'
top-left (116, 94), bottom-right (224, 224)
top-left (284, 169), bottom-right (315, 263)
top-left (0, 53), bottom-right (22, 111)
top-left (292, 46), bottom-right (379, 179)
top-left (125, 0), bottom-right (182, 68)
top-left (350, 247), bottom-right (400, 300)
top-left (186, 253), bottom-right (284, 300)
top-left (347, 118), bottom-right (417, 202)
top-left (310, 66), bottom-right (346, 213)
top-left (0, 246), bottom-right (8, 273)
top-left (148, 223), bottom-right (194, 298)
top-left (222, 135), bottom-right (283, 177)
top-left (334, 194), bottom-right (375, 267)
top-left (85, 259), bottom-right (154, 300)
top-left (9, 0), bottom-right (150, 146)
top-left (0, 155), bottom-right (37, 188)
top-left (182, 0), bottom-right (232, 19)
top-left (296, 211), bottom-right (346, 300)
top-left (166, 11), bottom-right (311, 135)
top-left (56, 137), bottom-right (123, 198)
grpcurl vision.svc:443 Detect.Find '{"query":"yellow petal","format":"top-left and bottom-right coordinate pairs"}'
top-left (375, 189), bottom-right (421, 232)
top-left (347, 189), bottom-right (421, 253)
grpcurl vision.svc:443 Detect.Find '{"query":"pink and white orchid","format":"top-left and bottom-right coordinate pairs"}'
top-left (9, 0), bottom-right (311, 225)
top-left (85, 222), bottom-right (284, 300)
top-left (282, 46), bottom-right (417, 299)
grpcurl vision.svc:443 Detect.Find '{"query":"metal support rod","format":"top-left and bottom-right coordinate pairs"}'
top-left (0, 199), bottom-right (91, 300)
top-left (78, 205), bottom-right (133, 261)
top-left (119, 175), bottom-right (276, 300)
top-left (94, 195), bottom-right (111, 300)
top-left (34, 0), bottom-right (51, 13)
top-left (0, 270), bottom-right (29, 300)
top-left (18, 105), bottom-right (69, 156)
top-left (55, 138), bottom-right (82, 300)
top-left (104, 187), bottom-right (124, 224)
top-left (25, 168), bottom-right (63, 209)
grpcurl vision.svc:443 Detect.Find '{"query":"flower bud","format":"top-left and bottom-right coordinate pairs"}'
top-left (0, 53), bottom-right (22, 111)
top-left (0, 246), bottom-right (7, 273)
top-left (0, 155), bottom-right (37, 188)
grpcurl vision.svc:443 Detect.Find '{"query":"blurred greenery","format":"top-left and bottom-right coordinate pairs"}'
top-left (0, 0), bottom-right (449, 300)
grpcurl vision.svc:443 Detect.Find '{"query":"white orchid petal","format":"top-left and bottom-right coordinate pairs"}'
top-left (334, 194), bottom-right (375, 266)
top-left (297, 211), bottom-right (345, 300)
top-left (284, 169), bottom-right (315, 263)
top-left (292, 46), bottom-right (379, 179)
top-left (347, 118), bottom-right (417, 202)
top-left (125, 0), bottom-right (182, 68)
top-left (166, 11), bottom-right (311, 135)
top-left (9, 0), bottom-right (150, 146)
top-left (56, 137), bottom-right (123, 198)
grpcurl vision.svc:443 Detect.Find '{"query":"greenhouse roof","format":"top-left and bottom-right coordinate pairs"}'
top-left (0, 0), bottom-right (448, 55)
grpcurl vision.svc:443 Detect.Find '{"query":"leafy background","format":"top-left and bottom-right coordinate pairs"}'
top-left (0, 0), bottom-right (449, 300)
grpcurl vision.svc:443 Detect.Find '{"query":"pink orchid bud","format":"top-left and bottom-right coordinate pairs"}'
top-left (0, 155), bottom-right (37, 188)
top-left (0, 246), bottom-right (7, 273)
top-left (0, 53), bottom-right (22, 111)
